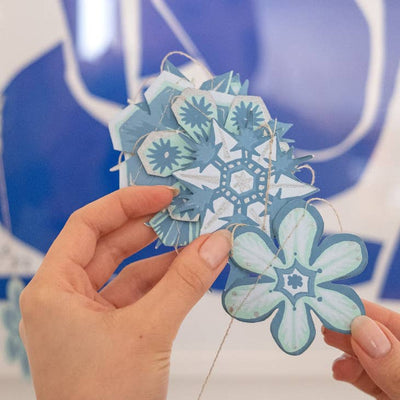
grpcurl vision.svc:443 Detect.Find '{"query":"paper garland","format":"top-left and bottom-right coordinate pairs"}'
top-left (109, 59), bottom-right (368, 355)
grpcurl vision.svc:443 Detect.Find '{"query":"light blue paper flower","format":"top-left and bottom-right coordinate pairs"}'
top-left (2, 278), bottom-right (30, 376)
top-left (223, 200), bottom-right (367, 355)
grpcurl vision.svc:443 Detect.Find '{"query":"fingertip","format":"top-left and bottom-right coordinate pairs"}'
top-left (332, 353), bottom-right (363, 382)
top-left (332, 353), bottom-right (349, 381)
top-left (122, 185), bottom-right (177, 214)
top-left (198, 230), bottom-right (232, 270)
top-left (351, 316), bottom-right (392, 359)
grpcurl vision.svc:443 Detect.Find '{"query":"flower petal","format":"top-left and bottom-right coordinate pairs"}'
top-left (271, 300), bottom-right (315, 355)
top-left (232, 230), bottom-right (284, 276)
top-left (305, 284), bottom-right (365, 333)
top-left (223, 280), bottom-right (284, 322)
top-left (276, 204), bottom-right (319, 267)
top-left (314, 235), bottom-right (367, 283)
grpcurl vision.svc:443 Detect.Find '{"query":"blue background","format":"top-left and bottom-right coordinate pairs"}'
top-left (1, 0), bottom-right (399, 297)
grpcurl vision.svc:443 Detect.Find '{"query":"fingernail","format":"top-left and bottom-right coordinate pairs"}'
top-left (164, 186), bottom-right (180, 197)
top-left (351, 316), bottom-right (391, 358)
top-left (321, 325), bottom-right (327, 335)
top-left (199, 230), bottom-right (232, 269)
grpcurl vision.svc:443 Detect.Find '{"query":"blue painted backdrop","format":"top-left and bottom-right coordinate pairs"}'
top-left (2, 0), bottom-right (399, 297)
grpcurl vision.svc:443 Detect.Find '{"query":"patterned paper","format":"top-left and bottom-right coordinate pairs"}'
top-left (109, 60), bottom-right (367, 355)
top-left (223, 200), bottom-right (367, 355)
top-left (109, 61), bottom-right (317, 251)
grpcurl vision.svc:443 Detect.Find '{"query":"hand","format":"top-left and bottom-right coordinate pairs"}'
top-left (322, 300), bottom-right (400, 399)
top-left (18, 185), bottom-right (232, 400)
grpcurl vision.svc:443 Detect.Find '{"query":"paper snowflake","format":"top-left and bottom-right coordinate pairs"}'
top-left (109, 61), bottom-right (316, 252)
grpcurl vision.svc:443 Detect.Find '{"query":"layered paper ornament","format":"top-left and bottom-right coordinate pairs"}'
top-left (109, 59), bottom-right (367, 355)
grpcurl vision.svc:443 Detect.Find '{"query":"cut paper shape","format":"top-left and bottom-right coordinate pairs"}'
top-left (225, 96), bottom-right (271, 135)
top-left (222, 200), bottom-right (367, 355)
top-left (137, 130), bottom-right (192, 177)
top-left (1, 278), bottom-right (30, 376)
top-left (109, 61), bottom-right (317, 252)
top-left (109, 59), bottom-right (367, 356)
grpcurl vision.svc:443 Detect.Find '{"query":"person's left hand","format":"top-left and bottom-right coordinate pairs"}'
top-left (19, 185), bottom-right (232, 400)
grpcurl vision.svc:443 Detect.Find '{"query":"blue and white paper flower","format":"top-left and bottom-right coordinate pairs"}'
top-left (222, 200), bottom-right (367, 355)
top-left (1, 278), bottom-right (30, 376)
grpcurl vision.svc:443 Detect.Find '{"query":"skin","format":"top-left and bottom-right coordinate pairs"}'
top-left (18, 183), bottom-right (400, 399)
top-left (323, 300), bottom-right (400, 399)
top-left (18, 185), bottom-right (232, 400)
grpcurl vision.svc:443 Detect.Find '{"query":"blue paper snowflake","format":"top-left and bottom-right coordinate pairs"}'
top-left (109, 62), bottom-right (317, 253)
top-left (109, 61), bottom-right (322, 293)
top-left (147, 138), bottom-right (183, 174)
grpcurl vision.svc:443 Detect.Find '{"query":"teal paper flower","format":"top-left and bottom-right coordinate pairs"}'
top-left (2, 278), bottom-right (30, 376)
top-left (223, 200), bottom-right (367, 355)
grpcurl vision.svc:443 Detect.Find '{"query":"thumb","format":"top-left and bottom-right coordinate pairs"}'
top-left (139, 230), bottom-right (232, 337)
top-left (351, 315), bottom-right (400, 399)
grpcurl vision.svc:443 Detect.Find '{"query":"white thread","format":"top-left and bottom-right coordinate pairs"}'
top-left (160, 51), bottom-right (213, 79)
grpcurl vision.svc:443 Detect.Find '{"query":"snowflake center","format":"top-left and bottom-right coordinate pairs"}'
top-left (164, 151), bottom-right (170, 158)
top-left (274, 260), bottom-right (317, 306)
top-left (230, 168), bottom-right (254, 194)
top-left (287, 274), bottom-right (303, 289)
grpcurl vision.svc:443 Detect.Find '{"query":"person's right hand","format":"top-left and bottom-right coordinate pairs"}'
top-left (322, 300), bottom-right (400, 399)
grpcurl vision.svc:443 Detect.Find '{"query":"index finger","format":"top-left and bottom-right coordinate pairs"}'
top-left (44, 185), bottom-right (176, 269)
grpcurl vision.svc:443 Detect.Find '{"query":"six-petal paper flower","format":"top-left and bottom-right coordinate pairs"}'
top-left (222, 200), bottom-right (367, 355)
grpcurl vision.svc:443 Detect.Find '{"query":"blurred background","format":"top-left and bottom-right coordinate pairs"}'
top-left (0, 0), bottom-right (399, 398)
